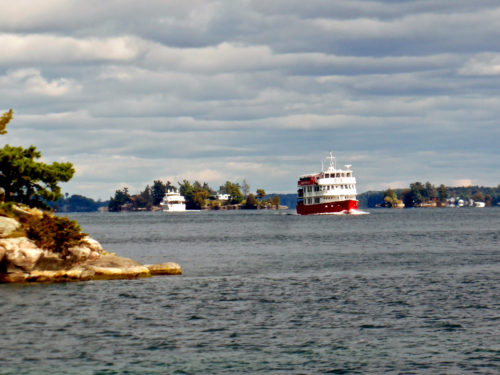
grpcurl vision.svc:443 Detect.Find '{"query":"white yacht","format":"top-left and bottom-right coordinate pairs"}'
top-left (160, 189), bottom-right (186, 212)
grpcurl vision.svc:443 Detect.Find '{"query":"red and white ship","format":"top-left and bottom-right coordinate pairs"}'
top-left (297, 153), bottom-right (358, 215)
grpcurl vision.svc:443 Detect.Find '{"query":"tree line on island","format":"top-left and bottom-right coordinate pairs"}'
top-left (358, 182), bottom-right (500, 208)
top-left (107, 179), bottom-right (282, 212)
top-left (52, 182), bottom-right (498, 212)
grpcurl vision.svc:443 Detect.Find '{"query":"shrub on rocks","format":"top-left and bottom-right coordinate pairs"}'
top-left (23, 213), bottom-right (87, 258)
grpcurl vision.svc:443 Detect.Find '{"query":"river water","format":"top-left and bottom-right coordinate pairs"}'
top-left (1, 208), bottom-right (499, 374)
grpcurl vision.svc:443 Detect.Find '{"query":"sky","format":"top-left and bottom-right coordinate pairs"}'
top-left (1, 0), bottom-right (499, 200)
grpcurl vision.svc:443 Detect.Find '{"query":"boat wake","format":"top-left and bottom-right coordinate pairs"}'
top-left (349, 209), bottom-right (370, 215)
top-left (319, 209), bottom-right (369, 215)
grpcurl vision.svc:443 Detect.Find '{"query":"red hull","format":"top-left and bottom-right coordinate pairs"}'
top-left (296, 200), bottom-right (358, 215)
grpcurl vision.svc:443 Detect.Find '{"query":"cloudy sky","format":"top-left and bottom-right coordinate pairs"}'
top-left (1, 0), bottom-right (499, 199)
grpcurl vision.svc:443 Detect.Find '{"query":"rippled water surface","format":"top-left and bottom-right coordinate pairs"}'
top-left (1, 209), bottom-right (499, 374)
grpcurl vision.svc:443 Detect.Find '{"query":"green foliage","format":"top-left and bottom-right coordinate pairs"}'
top-left (360, 183), bottom-right (500, 208)
top-left (219, 181), bottom-right (243, 204)
top-left (400, 182), bottom-right (437, 207)
top-left (245, 193), bottom-right (258, 209)
top-left (24, 213), bottom-right (87, 257)
top-left (108, 187), bottom-right (131, 211)
top-left (179, 179), bottom-right (212, 209)
top-left (132, 185), bottom-right (152, 210)
top-left (425, 182), bottom-right (437, 200)
top-left (0, 144), bottom-right (75, 208)
top-left (0, 109), bottom-right (13, 135)
top-left (256, 189), bottom-right (266, 200)
top-left (438, 184), bottom-right (448, 203)
top-left (152, 180), bottom-right (166, 206)
top-left (382, 188), bottom-right (402, 208)
top-left (0, 110), bottom-right (74, 208)
top-left (151, 180), bottom-right (176, 206)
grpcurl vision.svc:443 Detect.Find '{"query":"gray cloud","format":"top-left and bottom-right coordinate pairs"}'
top-left (1, 1), bottom-right (499, 199)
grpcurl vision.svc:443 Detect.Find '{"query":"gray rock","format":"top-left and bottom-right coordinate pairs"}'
top-left (0, 216), bottom-right (21, 237)
top-left (0, 238), bottom-right (43, 272)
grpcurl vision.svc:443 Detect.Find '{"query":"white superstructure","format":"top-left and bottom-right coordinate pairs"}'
top-left (160, 189), bottom-right (186, 212)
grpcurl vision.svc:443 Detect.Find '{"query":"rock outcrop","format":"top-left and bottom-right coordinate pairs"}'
top-left (0, 216), bottom-right (21, 237)
top-left (146, 262), bottom-right (183, 275)
top-left (0, 206), bottom-right (181, 283)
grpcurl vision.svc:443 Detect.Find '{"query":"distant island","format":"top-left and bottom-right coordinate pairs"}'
top-left (49, 180), bottom-right (293, 212)
top-left (49, 182), bottom-right (500, 212)
top-left (358, 182), bottom-right (500, 208)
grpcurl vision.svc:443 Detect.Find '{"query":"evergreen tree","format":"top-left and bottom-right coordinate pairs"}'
top-left (438, 184), bottom-right (448, 203)
top-left (0, 109), bottom-right (13, 135)
top-left (0, 110), bottom-right (75, 209)
top-left (245, 193), bottom-right (258, 209)
top-left (425, 182), bottom-right (437, 201)
top-left (152, 180), bottom-right (166, 206)
top-left (108, 187), bottom-right (131, 211)
top-left (256, 189), bottom-right (266, 200)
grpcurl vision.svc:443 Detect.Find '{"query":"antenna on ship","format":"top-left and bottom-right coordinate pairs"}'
top-left (326, 152), bottom-right (336, 169)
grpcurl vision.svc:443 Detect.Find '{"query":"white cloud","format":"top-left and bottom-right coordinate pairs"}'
top-left (0, 69), bottom-right (81, 97)
top-left (0, 33), bottom-right (139, 65)
top-left (453, 179), bottom-right (473, 187)
top-left (458, 53), bottom-right (500, 76)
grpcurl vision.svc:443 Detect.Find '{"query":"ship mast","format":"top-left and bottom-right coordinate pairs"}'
top-left (326, 152), bottom-right (336, 170)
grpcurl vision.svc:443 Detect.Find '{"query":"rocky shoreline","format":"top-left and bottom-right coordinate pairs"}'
top-left (0, 206), bottom-right (181, 283)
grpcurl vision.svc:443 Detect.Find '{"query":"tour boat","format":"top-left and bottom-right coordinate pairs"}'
top-left (160, 189), bottom-right (186, 212)
top-left (297, 153), bottom-right (358, 215)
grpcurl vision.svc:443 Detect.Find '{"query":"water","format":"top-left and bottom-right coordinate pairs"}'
top-left (1, 209), bottom-right (499, 374)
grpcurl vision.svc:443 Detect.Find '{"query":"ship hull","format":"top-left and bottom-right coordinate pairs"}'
top-left (296, 199), bottom-right (358, 215)
top-left (162, 203), bottom-right (186, 212)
